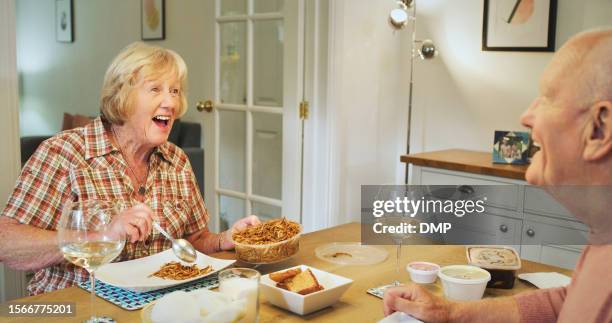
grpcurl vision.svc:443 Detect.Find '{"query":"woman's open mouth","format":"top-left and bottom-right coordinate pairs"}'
top-left (152, 115), bottom-right (171, 129)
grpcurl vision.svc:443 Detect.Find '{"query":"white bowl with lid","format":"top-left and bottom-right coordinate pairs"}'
top-left (438, 265), bottom-right (491, 301)
top-left (406, 261), bottom-right (439, 284)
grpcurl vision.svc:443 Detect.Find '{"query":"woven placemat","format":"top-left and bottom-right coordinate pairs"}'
top-left (77, 274), bottom-right (219, 311)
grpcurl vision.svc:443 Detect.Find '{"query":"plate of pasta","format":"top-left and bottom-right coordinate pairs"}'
top-left (96, 249), bottom-right (235, 292)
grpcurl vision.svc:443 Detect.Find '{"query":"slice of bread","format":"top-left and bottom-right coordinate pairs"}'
top-left (270, 268), bottom-right (302, 283)
top-left (277, 268), bottom-right (323, 295)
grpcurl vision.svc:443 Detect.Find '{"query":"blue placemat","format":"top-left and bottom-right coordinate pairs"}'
top-left (77, 274), bottom-right (219, 311)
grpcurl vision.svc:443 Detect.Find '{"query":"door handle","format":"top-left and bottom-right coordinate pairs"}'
top-left (196, 100), bottom-right (214, 112)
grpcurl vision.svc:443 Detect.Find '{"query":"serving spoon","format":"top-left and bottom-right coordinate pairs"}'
top-left (152, 221), bottom-right (197, 263)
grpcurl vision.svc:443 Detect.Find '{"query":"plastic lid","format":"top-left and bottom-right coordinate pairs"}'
top-left (315, 242), bottom-right (388, 265)
top-left (438, 265), bottom-right (491, 284)
top-left (466, 246), bottom-right (521, 270)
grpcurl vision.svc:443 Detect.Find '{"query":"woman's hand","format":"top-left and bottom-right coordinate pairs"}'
top-left (220, 215), bottom-right (261, 250)
top-left (383, 284), bottom-right (452, 322)
top-left (110, 203), bottom-right (154, 243)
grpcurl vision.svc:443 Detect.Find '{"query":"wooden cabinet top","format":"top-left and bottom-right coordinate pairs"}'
top-left (401, 149), bottom-right (528, 180)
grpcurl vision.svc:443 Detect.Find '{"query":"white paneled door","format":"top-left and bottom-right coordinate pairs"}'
top-left (202, 0), bottom-right (303, 231)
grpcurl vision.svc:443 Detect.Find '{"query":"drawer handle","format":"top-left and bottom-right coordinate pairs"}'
top-left (499, 224), bottom-right (508, 233)
top-left (457, 185), bottom-right (475, 195)
top-left (526, 228), bottom-right (535, 237)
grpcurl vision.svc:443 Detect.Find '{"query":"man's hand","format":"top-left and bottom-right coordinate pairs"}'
top-left (110, 203), bottom-right (154, 243)
top-left (221, 215), bottom-right (261, 250)
top-left (383, 284), bottom-right (452, 323)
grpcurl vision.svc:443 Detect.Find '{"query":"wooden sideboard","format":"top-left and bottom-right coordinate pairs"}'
top-left (401, 149), bottom-right (588, 270)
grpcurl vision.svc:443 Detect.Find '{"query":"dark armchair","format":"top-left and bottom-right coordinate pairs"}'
top-left (20, 120), bottom-right (205, 196)
top-left (167, 120), bottom-right (205, 196)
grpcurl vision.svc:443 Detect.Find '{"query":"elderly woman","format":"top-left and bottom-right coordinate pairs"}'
top-left (0, 42), bottom-right (259, 295)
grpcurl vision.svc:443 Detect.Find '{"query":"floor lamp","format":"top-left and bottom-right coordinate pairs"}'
top-left (389, 0), bottom-right (437, 184)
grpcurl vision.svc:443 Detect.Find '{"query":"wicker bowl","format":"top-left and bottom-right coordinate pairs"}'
top-left (232, 225), bottom-right (302, 264)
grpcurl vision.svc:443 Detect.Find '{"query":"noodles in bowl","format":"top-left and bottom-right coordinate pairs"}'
top-left (232, 218), bottom-right (301, 264)
top-left (149, 262), bottom-right (213, 280)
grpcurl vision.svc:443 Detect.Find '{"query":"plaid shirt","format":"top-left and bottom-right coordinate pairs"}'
top-left (1, 117), bottom-right (208, 295)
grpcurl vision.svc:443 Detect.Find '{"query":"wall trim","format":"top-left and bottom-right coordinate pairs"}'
top-left (302, 0), bottom-right (326, 232)
top-left (324, 0), bottom-right (343, 226)
top-left (0, 0), bottom-right (26, 302)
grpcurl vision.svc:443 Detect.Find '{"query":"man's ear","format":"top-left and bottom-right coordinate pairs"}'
top-left (584, 101), bottom-right (612, 161)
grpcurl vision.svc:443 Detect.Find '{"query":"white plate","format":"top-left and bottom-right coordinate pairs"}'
top-left (96, 249), bottom-right (235, 292)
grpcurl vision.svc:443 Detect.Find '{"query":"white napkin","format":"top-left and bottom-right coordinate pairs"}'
top-left (379, 312), bottom-right (423, 323)
top-left (518, 272), bottom-right (572, 289)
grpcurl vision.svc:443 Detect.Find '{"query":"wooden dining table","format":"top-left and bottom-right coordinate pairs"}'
top-left (2, 222), bottom-right (573, 322)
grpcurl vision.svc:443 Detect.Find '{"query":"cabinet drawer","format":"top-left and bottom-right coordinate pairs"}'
top-left (421, 168), bottom-right (521, 211)
top-left (521, 245), bottom-right (583, 270)
top-left (435, 212), bottom-right (522, 246)
top-left (520, 219), bottom-right (587, 269)
top-left (524, 186), bottom-right (573, 220)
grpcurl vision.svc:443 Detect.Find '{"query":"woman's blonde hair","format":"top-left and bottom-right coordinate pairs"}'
top-left (100, 42), bottom-right (188, 124)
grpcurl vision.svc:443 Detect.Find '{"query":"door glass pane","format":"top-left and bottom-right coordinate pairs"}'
top-left (252, 201), bottom-right (281, 221)
top-left (254, 0), bottom-right (284, 13)
top-left (253, 19), bottom-right (283, 107)
top-left (220, 195), bottom-right (245, 231)
top-left (220, 22), bottom-right (247, 105)
top-left (219, 110), bottom-right (246, 192)
top-left (220, 0), bottom-right (246, 16)
top-left (252, 112), bottom-right (282, 199)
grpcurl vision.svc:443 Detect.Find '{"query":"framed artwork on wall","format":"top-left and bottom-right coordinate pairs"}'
top-left (141, 0), bottom-right (165, 40)
top-left (482, 0), bottom-right (557, 52)
top-left (55, 0), bottom-right (73, 43)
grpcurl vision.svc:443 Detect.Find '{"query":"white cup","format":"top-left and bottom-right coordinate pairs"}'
top-left (438, 265), bottom-right (491, 301)
top-left (219, 268), bottom-right (260, 323)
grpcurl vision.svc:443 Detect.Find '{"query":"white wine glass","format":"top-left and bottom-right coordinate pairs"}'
top-left (380, 187), bottom-right (420, 286)
top-left (58, 200), bottom-right (125, 323)
top-left (379, 215), bottom-right (408, 286)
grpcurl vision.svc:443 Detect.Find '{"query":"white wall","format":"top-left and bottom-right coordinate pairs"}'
top-left (410, 0), bottom-right (612, 153)
top-left (329, 0), bottom-right (612, 224)
top-left (328, 0), bottom-right (410, 225)
top-left (16, 0), bottom-right (211, 136)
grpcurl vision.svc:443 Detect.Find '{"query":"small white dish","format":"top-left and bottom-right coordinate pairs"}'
top-left (260, 264), bottom-right (353, 315)
top-left (96, 249), bottom-right (235, 292)
top-left (438, 265), bottom-right (490, 301)
top-left (406, 262), bottom-right (439, 284)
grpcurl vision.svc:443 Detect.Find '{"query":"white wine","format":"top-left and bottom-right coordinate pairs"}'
top-left (61, 241), bottom-right (124, 271)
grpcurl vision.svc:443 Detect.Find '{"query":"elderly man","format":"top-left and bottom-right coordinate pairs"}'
top-left (383, 29), bottom-right (612, 322)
